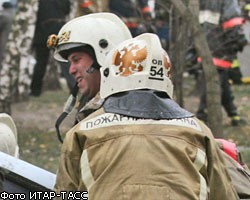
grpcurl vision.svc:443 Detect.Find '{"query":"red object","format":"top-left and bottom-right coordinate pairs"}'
top-left (80, 0), bottom-right (93, 8)
top-left (222, 17), bottom-right (246, 30)
top-left (125, 22), bottom-right (139, 28)
top-left (212, 58), bottom-right (232, 69)
top-left (215, 138), bottom-right (238, 162)
top-left (142, 6), bottom-right (151, 13)
top-left (197, 57), bottom-right (232, 69)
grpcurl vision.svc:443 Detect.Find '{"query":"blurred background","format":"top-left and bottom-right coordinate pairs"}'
top-left (0, 0), bottom-right (250, 172)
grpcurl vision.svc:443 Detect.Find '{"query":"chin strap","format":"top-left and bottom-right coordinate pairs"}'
top-left (86, 60), bottom-right (100, 74)
top-left (55, 83), bottom-right (79, 143)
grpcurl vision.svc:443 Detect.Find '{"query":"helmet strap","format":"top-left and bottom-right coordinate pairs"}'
top-left (55, 83), bottom-right (79, 143)
top-left (86, 66), bottom-right (96, 74)
top-left (86, 61), bottom-right (101, 74)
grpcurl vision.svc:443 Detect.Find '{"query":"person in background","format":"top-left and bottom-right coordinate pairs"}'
top-left (30, 0), bottom-right (75, 96)
top-left (54, 33), bottom-right (239, 199)
top-left (108, 0), bottom-right (154, 36)
top-left (76, 0), bottom-right (153, 37)
top-left (76, 0), bottom-right (109, 16)
top-left (196, 0), bottom-right (247, 126)
top-left (153, 0), bottom-right (170, 50)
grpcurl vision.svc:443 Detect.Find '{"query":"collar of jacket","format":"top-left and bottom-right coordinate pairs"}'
top-left (76, 92), bottom-right (104, 122)
top-left (103, 90), bottom-right (194, 120)
top-left (78, 92), bottom-right (103, 113)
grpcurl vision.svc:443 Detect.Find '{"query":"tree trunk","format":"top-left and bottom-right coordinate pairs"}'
top-left (169, 0), bottom-right (223, 137)
top-left (0, 0), bottom-right (38, 114)
top-left (170, 3), bottom-right (189, 107)
top-left (0, 0), bottom-right (75, 113)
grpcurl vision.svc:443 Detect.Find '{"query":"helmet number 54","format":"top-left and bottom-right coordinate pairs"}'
top-left (149, 66), bottom-right (164, 81)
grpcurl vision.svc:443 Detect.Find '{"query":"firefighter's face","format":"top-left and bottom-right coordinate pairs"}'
top-left (68, 52), bottom-right (100, 99)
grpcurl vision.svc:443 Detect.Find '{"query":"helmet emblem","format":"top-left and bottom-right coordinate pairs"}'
top-left (112, 43), bottom-right (146, 77)
top-left (59, 31), bottom-right (71, 43)
top-left (47, 34), bottom-right (59, 48)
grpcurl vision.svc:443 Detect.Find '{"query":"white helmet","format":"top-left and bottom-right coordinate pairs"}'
top-left (100, 33), bottom-right (173, 99)
top-left (0, 113), bottom-right (19, 157)
top-left (51, 12), bottom-right (132, 66)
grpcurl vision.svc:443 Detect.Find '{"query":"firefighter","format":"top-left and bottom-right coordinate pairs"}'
top-left (108, 0), bottom-right (153, 37)
top-left (76, 0), bottom-right (109, 16)
top-left (196, 0), bottom-right (247, 126)
top-left (47, 13), bottom-right (132, 141)
top-left (75, 0), bottom-right (153, 36)
top-left (54, 33), bottom-right (239, 199)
